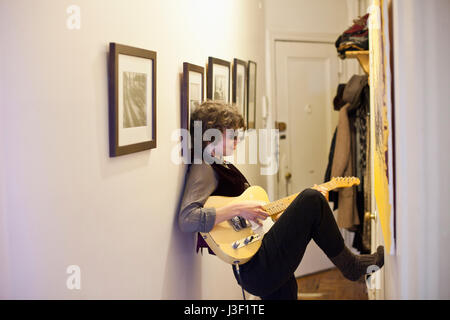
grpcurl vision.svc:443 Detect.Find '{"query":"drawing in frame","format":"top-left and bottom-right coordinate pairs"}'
top-left (181, 62), bottom-right (204, 131)
top-left (247, 60), bottom-right (257, 129)
top-left (207, 57), bottom-right (230, 103)
top-left (108, 42), bottom-right (157, 157)
top-left (232, 58), bottom-right (247, 124)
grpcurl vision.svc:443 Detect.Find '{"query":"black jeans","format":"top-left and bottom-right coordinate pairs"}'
top-left (232, 188), bottom-right (345, 300)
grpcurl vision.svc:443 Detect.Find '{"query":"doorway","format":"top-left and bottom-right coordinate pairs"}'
top-left (274, 40), bottom-right (341, 277)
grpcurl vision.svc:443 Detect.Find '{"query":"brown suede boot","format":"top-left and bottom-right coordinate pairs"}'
top-left (330, 245), bottom-right (384, 281)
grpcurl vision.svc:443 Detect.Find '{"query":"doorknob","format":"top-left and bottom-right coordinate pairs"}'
top-left (285, 172), bottom-right (292, 180)
top-left (364, 212), bottom-right (377, 221)
top-left (304, 104), bottom-right (312, 114)
top-left (275, 121), bottom-right (287, 132)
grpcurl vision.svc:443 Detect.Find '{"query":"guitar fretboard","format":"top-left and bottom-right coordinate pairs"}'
top-left (262, 177), bottom-right (359, 216)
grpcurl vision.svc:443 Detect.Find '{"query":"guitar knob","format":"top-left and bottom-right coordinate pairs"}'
top-left (244, 235), bottom-right (254, 245)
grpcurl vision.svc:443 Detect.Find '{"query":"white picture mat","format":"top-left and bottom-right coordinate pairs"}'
top-left (236, 63), bottom-right (246, 116)
top-left (118, 54), bottom-right (153, 147)
top-left (188, 70), bottom-right (203, 126)
top-left (212, 64), bottom-right (229, 103)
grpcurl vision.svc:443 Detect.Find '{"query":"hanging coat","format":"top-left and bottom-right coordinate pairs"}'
top-left (330, 103), bottom-right (360, 230)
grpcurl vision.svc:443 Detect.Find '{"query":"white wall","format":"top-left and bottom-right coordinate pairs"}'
top-left (264, 0), bottom-right (368, 96)
top-left (0, 0), bottom-right (266, 299)
top-left (0, 97), bottom-right (7, 295)
top-left (265, 0), bottom-right (349, 34)
top-left (385, 0), bottom-right (450, 299)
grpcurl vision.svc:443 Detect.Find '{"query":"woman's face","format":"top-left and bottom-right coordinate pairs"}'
top-left (209, 128), bottom-right (239, 158)
top-left (222, 129), bottom-right (239, 156)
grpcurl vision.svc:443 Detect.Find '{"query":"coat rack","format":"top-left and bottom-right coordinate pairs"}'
top-left (345, 50), bottom-right (370, 76)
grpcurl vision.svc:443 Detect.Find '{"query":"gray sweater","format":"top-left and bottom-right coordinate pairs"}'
top-left (178, 162), bottom-right (219, 233)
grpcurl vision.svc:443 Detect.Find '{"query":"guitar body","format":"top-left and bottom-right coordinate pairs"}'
top-left (200, 186), bottom-right (270, 265)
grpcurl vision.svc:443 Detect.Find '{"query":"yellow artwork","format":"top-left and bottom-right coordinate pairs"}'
top-left (369, 0), bottom-right (395, 254)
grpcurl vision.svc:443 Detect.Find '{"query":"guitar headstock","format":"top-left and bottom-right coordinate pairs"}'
top-left (329, 176), bottom-right (360, 189)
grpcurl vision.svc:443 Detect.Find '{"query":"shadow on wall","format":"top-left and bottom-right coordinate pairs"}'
top-left (161, 165), bottom-right (203, 299)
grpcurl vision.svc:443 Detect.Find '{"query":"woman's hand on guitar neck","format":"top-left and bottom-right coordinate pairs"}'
top-left (215, 201), bottom-right (269, 226)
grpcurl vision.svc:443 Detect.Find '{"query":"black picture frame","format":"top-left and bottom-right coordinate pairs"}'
top-left (207, 56), bottom-right (231, 103)
top-left (247, 60), bottom-right (257, 129)
top-left (108, 42), bottom-right (157, 157)
top-left (181, 62), bottom-right (204, 131)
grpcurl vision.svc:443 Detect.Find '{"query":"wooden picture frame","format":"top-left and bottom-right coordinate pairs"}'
top-left (207, 57), bottom-right (230, 103)
top-left (247, 60), bottom-right (257, 129)
top-left (232, 58), bottom-right (247, 123)
top-left (108, 43), bottom-right (157, 157)
top-left (181, 62), bottom-right (204, 131)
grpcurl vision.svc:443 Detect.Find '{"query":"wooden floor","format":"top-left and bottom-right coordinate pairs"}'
top-left (297, 268), bottom-right (368, 300)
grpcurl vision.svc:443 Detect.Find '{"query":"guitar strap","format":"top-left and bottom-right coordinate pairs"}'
top-left (234, 263), bottom-right (246, 300)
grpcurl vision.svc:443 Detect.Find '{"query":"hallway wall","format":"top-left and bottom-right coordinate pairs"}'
top-left (386, 0), bottom-right (450, 299)
top-left (264, 0), bottom-right (349, 34)
top-left (0, 0), bottom-right (266, 299)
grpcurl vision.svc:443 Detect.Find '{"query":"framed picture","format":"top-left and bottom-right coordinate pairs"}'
top-left (181, 62), bottom-right (204, 131)
top-left (232, 58), bottom-right (247, 122)
top-left (207, 57), bottom-right (230, 103)
top-left (108, 43), bottom-right (157, 157)
top-left (247, 60), bottom-right (257, 129)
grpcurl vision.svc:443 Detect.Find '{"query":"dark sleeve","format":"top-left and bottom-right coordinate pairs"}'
top-left (178, 162), bottom-right (219, 233)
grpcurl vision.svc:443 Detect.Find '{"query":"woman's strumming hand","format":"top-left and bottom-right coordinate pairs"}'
top-left (233, 201), bottom-right (269, 226)
top-left (215, 200), bottom-right (269, 226)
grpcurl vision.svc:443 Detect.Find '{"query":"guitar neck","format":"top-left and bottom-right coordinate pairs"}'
top-left (262, 180), bottom-right (349, 216)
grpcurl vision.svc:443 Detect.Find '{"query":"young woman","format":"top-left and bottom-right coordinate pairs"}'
top-left (178, 101), bottom-right (384, 300)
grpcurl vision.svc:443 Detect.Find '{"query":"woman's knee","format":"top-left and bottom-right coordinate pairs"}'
top-left (298, 188), bottom-right (324, 202)
top-left (290, 188), bottom-right (325, 217)
top-left (280, 188), bottom-right (324, 224)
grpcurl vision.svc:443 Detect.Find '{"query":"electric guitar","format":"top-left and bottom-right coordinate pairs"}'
top-left (200, 176), bottom-right (360, 265)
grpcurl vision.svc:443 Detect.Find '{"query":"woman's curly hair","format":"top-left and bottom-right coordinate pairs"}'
top-left (189, 100), bottom-right (245, 156)
top-left (190, 100), bottom-right (245, 134)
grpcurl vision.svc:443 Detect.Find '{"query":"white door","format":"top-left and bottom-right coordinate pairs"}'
top-left (275, 40), bottom-right (340, 277)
